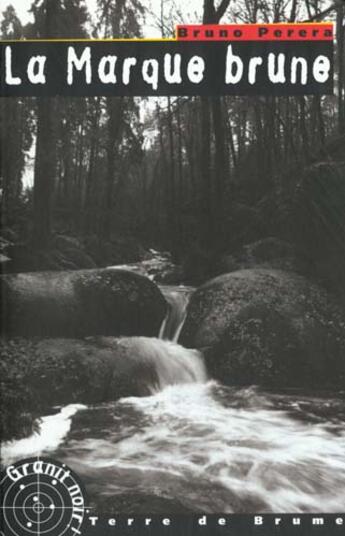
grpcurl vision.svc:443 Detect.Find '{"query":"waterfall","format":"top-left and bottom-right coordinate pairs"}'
top-left (118, 285), bottom-right (202, 392)
top-left (2, 280), bottom-right (207, 469)
top-left (146, 285), bottom-right (207, 392)
top-left (4, 268), bottom-right (345, 514)
top-left (1, 337), bottom-right (207, 466)
top-left (159, 285), bottom-right (194, 342)
top-left (118, 337), bottom-right (207, 393)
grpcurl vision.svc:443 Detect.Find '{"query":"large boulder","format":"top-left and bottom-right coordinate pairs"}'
top-left (180, 269), bottom-right (345, 388)
top-left (0, 337), bottom-right (157, 441)
top-left (1, 269), bottom-right (166, 338)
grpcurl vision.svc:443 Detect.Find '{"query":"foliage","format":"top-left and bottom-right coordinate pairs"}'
top-left (0, 0), bottom-right (344, 279)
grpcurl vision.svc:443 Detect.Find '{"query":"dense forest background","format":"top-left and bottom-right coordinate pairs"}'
top-left (1, 0), bottom-right (345, 297)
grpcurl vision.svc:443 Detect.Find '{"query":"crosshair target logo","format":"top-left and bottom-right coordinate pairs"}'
top-left (1, 457), bottom-right (88, 536)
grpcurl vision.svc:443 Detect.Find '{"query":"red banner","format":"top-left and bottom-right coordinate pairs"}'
top-left (176, 23), bottom-right (334, 41)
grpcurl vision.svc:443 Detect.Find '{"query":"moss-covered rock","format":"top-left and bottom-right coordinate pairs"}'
top-left (0, 336), bottom-right (165, 441)
top-left (180, 269), bottom-right (345, 388)
top-left (1, 268), bottom-right (167, 338)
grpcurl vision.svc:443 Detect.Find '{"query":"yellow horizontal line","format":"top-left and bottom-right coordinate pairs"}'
top-left (0, 38), bottom-right (176, 43)
top-left (0, 22), bottom-right (333, 43)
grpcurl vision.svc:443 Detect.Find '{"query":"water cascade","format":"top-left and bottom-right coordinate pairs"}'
top-left (159, 285), bottom-right (194, 341)
top-left (118, 336), bottom-right (207, 394)
top-left (3, 267), bottom-right (345, 514)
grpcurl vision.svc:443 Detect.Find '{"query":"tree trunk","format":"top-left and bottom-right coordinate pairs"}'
top-left (167, 97), bottom-right (177, 251)
top-left (32, 0), bottom-right (59, 248)
top-left (33, 98), bottom-right (56, 248)
top-left (298, 96), bottom-right (310, 160)
top-left (102, 98), bottom-right (123, 238)
top-left (212, 96), bottom-right (227, 241)
top-left (200, 96), bottom-right (213, 245)
top-left (84, 98), bottom-right (101, 233)
top-left (199, 0), bottom-right (231, 247)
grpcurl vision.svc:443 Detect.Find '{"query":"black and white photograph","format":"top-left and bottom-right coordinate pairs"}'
top-left (1, 0), bottom-right (345, 532)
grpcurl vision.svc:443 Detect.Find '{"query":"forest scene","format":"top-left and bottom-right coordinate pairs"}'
top-left (1, 0), bottom-right (345, 516)
top-left (0, 0), bottom-right (344, 286)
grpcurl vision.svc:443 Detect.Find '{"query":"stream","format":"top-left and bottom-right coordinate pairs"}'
top-left (2, 258), bottom-right (345, 513)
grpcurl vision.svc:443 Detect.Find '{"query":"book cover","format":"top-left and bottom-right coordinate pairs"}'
top-left (1, 1), bottom-right (344, 536)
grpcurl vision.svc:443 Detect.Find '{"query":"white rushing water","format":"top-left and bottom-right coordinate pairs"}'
top-left (119, 337), bottom-right (207, 392)
top-left (46, 383), bottom-right (345, 514)
top-left (2, 374), bottom-right (345, 512)
top-left (159, 285), bottom-right (195, 342)
top-left (1, 404), bottom-right (86, 465)
top-left (2, 278), bottom-right (345, 513)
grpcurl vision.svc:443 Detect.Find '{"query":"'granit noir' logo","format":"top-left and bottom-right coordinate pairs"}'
top-left (0, 457), bottom-right (87, 536)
